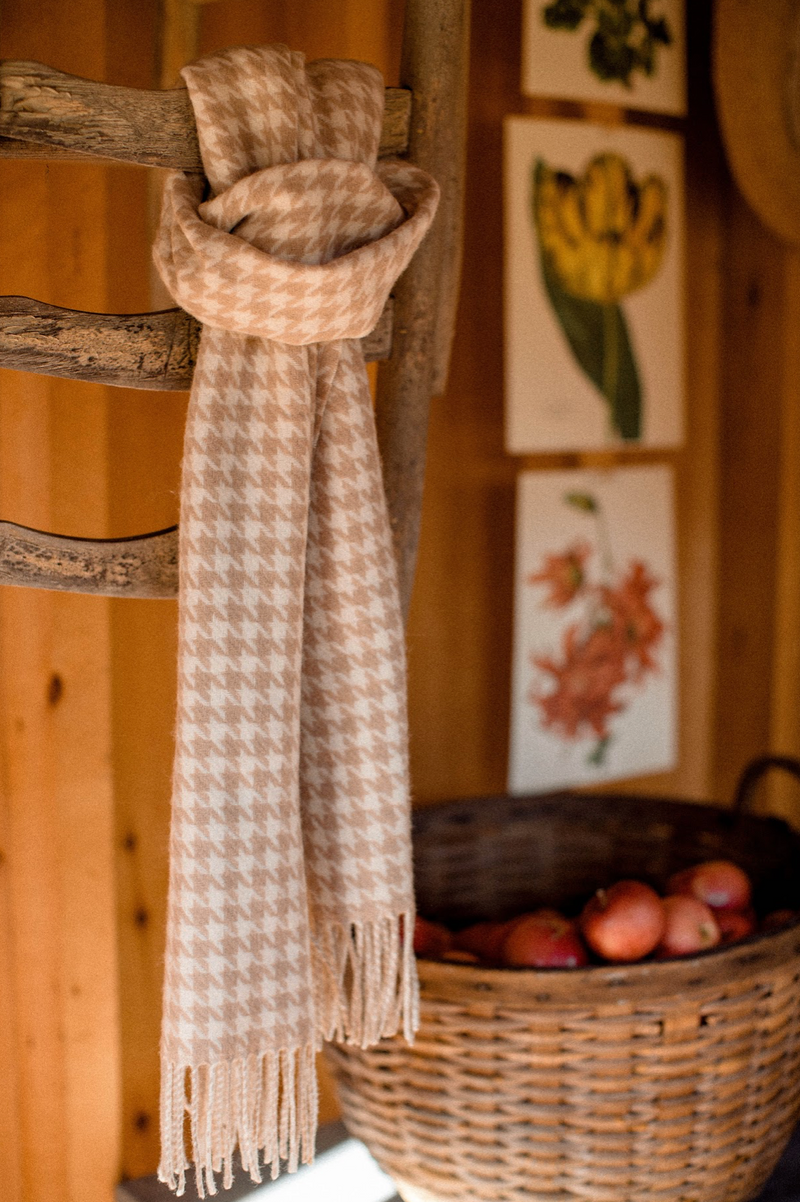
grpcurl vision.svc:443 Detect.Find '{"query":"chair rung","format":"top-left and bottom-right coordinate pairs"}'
top-left (0, 61), bottom-right (412, 168)
top-left (0, 522), bottom-right (178, 598)
top-left (0, 296), bottom-right (393, 389)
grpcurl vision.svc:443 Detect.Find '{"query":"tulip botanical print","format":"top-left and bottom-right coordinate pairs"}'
top-left (505, 118), bottom-right (685, 451)
top-left (534, 151), bottom-right (667, 439)
top-left (509, 466), bottom-right (677, 793)
top-left (521, 0), bottom-right (686, 115)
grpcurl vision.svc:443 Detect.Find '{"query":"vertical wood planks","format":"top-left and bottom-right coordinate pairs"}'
top-left (103, 0), bottom-right (184, 1179)
top-left (659, 1), bottom-right (723, 802)
top-left (713, 197), bottom-right (784, 804)
top-left (0, 2), bottom-right (122, 1199)
top-left (0, 711), bottom-right (22, 1202)
top-left (765, 253), bottom-right (800, 823)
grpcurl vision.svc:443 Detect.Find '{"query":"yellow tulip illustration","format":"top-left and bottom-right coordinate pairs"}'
top-left (535, 154), bottom-right (667, 303)
top-left (532, 153), bottom-right (669, 440)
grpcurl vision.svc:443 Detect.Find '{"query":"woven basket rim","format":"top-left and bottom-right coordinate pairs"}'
top-left (416, 915), bottom-right (800, 1006)
top-left (412, 787), bottom-right (800, 830)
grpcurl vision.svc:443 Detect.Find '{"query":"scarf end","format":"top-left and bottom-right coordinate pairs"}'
top-left (315, 908), bottom-right (420, 1048)
top-left (157, 1043), bottom-right (318, 1198)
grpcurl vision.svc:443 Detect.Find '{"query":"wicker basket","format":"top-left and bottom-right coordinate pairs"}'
top-left (326, 761), bottom-right (800, 1202)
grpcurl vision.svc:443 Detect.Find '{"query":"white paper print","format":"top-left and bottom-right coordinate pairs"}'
top-left (521, 0), bottom-right (687, 115)
top-left (509, 465), bottom-right (677, 794)
top-left (505, 117), bottom-right (685, 452)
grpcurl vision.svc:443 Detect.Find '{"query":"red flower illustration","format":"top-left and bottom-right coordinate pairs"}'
top-left (601, 561), bottom-right (664, 677)
top-left (527, 541), bottom-right (590, 607)
top-left (533, 622), bottom-right (627, 740)
top-left (527, 504), bottom-right (665, 764)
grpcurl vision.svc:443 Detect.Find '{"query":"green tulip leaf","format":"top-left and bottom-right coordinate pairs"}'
top-left (564, 492), bottom-right (598, 513)
top-left (538, 247), bottom-right (642, 441)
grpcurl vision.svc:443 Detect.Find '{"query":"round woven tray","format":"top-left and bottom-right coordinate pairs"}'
top-left (326, 776), bottom-right (800, 1202)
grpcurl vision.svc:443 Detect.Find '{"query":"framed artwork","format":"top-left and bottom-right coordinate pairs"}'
top-left (508, 464), bottom-right (677, 794)
top-left (521, 0), bottom-right (687, 116)
top-left (504, 117), bottom-right (685, 452)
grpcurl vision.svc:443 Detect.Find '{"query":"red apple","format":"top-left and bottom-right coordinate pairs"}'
top-left (413, 916), bottom-right (453, 959)
top-left (658, 895), bottom-right (721, 957)
top-left (502, 911), bottom-right (588, 968)
top-left (454, 920), bottom-right (514, 963)
top-left (667, 860), bottom-right (752, 913)
top-left (580, 880), bottom-right (665, 963)
top-left (716, 907), bottom-right (756, 944)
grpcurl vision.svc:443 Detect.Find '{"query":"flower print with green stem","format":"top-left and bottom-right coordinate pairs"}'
top-left (541, 0), bottom-right (673, 88)
top-left (527, 490), bottom-right (664, 766)
top-left (532, 152), bottom-right (668, 441)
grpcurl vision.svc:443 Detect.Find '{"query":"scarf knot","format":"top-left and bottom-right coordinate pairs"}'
top-left (155, 45), bottom-right (439, 347)
top-left (157, 156), bottom-right (437, 344)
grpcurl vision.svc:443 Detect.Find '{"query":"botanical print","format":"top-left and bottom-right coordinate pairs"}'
top-left (521, 0), bottom-right (686, 115)
top-left (509, 466), bottom-right (677, 793)
top-left (529, 491), bottom-right (663, 765)
top-left (505, 118), bottom-right (684, 452)
top-left (541, 0), bottom-right (674, 89)
top-left (534, 151), bottom-right (667, 440)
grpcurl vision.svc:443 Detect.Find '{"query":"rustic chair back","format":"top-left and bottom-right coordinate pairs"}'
top-left (0, 0), bottom-right (470, 620)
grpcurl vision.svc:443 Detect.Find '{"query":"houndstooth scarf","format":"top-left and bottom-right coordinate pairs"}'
top-left (152, 45), bottom-right (439, 1196)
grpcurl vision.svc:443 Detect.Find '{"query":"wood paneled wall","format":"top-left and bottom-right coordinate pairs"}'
top-left (1, 1), bottom-right (798, 1199)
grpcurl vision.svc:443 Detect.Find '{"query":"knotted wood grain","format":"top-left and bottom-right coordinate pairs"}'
top-left (0, 296), bottom-right (393, 389)
top-left (0, 61), bottom-right (411, 166)
top-left (0, 522), bottom-right (178, 597)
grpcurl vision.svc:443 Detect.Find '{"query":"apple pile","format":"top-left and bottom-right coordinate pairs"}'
top-left (413, 859), bottom-right (798, 968)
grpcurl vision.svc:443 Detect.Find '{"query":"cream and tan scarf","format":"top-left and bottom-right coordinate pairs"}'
top-left (152, 45), bottom-right (439, 1196)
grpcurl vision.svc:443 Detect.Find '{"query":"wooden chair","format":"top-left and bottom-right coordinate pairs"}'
top-left (0, 0), bottom-right (469, 621)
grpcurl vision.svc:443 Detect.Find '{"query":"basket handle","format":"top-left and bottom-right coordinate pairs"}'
top-left (732, 755), bottom-right (800, 813)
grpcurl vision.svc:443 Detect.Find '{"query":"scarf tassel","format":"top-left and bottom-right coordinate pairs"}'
top-left (157, 913), bottom-right (415, 1197)
top-left (158, 1044), bottom-right (318, 1199)
top-left (314, 910), bottom-right (419, 1048)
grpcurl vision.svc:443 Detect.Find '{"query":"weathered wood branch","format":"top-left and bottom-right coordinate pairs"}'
top-left (0, 296), bottom-right (394, 390)
top-left (0, 300), bottom-right (199, 390)
top-left (0, 62), bottom-right (411, 168)
top-left (0, 522), bottom-right (178, 598)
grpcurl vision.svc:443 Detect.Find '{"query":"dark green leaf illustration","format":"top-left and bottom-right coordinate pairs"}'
top-left (564, 492), bottom-right (599, 513)
top-left (530, 153), bottom-right (668, 442)
top-left (541, 0), bottom-right (673, 87)
top-left (538, 247), bottom-right (642, 440)
top-left (542, 0), bottom-right (591, 30)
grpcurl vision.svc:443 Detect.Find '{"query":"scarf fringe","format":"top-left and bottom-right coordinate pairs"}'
top-left (157, 915), bottom-right (416, 1195)
top-left (157, 1042), bottom-right (318, 1198)
top-left (314, 909), bottom-right (419, 1047)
